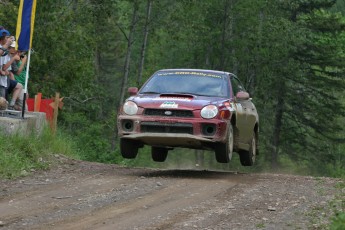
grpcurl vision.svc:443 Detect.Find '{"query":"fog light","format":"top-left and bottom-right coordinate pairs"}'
top-left (202, 124), bottom-right (216, 136)
top-left (122, 120), bottom-right (134, 132)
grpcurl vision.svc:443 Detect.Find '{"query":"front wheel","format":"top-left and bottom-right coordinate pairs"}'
top-left (151, 147), bottom-right (168, 162)
top-left (215, 124), bottom-right (233, 163)
top-left (120, 138), bottom-right (139, 159)
top-left (239, 133), bottom-right (256, 166)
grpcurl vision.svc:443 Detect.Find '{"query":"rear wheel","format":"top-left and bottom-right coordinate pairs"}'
top-left (239, 133), bottom-right (256, 166)
top-left (215, 124), bottom-right (233, 163)
top-left (120, 138), bottom-right (139, 159)
top-left (151, 147), bottom-right (168, 162)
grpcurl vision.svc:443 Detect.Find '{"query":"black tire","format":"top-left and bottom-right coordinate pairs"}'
top-left (215, 124), bottom-right (234, 163)
top-left (239, 133), bottom-right (256, 166)
top-left (120, 138), bottom-right (139, 159)
top-left (151, 147), bottom-right (168, 162)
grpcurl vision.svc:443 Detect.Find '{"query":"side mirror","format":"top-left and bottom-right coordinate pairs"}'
top-left (128, 87), bottom-right (138, 96)
top-left (236, 91), bottom-right (250, 100)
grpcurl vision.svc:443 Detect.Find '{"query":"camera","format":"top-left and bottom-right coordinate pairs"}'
top-left (19, 52), bottom-right (26, 59)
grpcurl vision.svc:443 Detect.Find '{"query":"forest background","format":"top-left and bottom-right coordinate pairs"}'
top-left (0, 0), bottom-right (344, 177)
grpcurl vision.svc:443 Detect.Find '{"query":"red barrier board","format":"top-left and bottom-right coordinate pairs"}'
top-left (27, 98), bottom-right (54, 125)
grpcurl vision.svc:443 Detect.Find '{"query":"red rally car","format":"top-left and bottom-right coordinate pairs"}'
top-left (117, 69), bottom-right (259, 166)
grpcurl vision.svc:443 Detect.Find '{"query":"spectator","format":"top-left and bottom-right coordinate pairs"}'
top-left (0, 29), bottom-right (23, 110)
top-left (10, 40), bottom-right (28, 110)
top-left (0, 26), bottom-right (12, 57)
top-left (0, 26), bottom-right (9, 57)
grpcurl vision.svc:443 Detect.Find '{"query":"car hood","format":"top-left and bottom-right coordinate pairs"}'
top-left (130, 93), bottom-right (228, 110)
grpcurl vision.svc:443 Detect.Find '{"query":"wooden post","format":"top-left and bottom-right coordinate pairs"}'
top-left (34, 92), bottom-right (42, 112)
top-left (51, 92), bottom-right (60, 135)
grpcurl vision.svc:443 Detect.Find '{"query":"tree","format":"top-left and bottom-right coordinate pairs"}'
top-left (137, 0), bottom-right (152, 86)
top-left (264, 0), bottom-right (345, 169)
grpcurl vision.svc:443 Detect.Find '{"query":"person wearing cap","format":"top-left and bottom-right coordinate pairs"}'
top-left (0, 29), bottom-right (12, 57)
top-left (10, 40), bottom-right (28, 110)
top-left (0, 29), bottom-right (23, 110)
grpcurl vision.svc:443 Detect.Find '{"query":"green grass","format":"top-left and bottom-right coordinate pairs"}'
top-left (0, 128), bottom-right (79, 179)
top-left (256, 223), bottom-right (265, 228)
top-left (331, 212), bottom-right (345, 230)
top-left (329, 181), bottom-right (345, 230)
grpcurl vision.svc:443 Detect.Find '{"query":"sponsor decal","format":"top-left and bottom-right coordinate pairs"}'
top-left (160, 102), bottom-right (178, 108)
top-left (157, 71), bottom-right (222, 78)
top-left (154, 97), bottom-right (192, 101)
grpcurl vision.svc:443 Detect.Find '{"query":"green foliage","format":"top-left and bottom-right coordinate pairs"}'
top-left (0, 1), bottom-right (18, 32)
top-left (0, 128), bottom-right (79, 179)
top-left (59, 109), bottom-right (115, 163)
top-left (1, 0), bottom-right (344, 177)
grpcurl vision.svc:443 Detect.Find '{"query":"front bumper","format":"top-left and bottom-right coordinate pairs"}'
top-left (117, 114), bottom-right (229, 150)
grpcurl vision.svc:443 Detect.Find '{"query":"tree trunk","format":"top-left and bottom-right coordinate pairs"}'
top-left (94, 48), bottom-right (100, 82)
top-left (137, 0), bottom-right (152, 86)
top-left (112, 1), bottom-right (139, 151)
top-left (228, 1), bottom-right (237, 74)
top-left (219, 0), bottom-right (231, 70)
top-left (118, 1), bottom-right (139, 109)
top-left (271, 81), bottom-right (286, 170)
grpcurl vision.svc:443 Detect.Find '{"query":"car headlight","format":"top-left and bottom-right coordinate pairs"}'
top-left (123, 101), bottom-right (138, 115)
top-left (201, 105), bottom-right (218, 119)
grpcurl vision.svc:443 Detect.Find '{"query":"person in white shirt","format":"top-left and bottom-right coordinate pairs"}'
top-left (0, 29), bottom-right (23, 110)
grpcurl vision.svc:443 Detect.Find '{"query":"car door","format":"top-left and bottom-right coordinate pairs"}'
top-left (231, 75), bottom-right (256, 147)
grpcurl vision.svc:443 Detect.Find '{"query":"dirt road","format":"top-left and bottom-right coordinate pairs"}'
top-left (0, 155), bottom-right (343, 230)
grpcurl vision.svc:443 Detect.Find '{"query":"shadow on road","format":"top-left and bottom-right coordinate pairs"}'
top-left (134, 169), bottom-right (248, 179)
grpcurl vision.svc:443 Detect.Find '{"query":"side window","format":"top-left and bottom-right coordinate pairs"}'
top-left (231, 76), bottom-right (246, 95)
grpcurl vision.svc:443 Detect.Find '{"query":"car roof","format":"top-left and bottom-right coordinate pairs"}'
top-left (156, 69), bottom-right (234, 76)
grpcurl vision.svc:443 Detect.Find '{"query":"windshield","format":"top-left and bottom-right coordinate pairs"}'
top-left (140, 71), bottom-right (230, 98)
